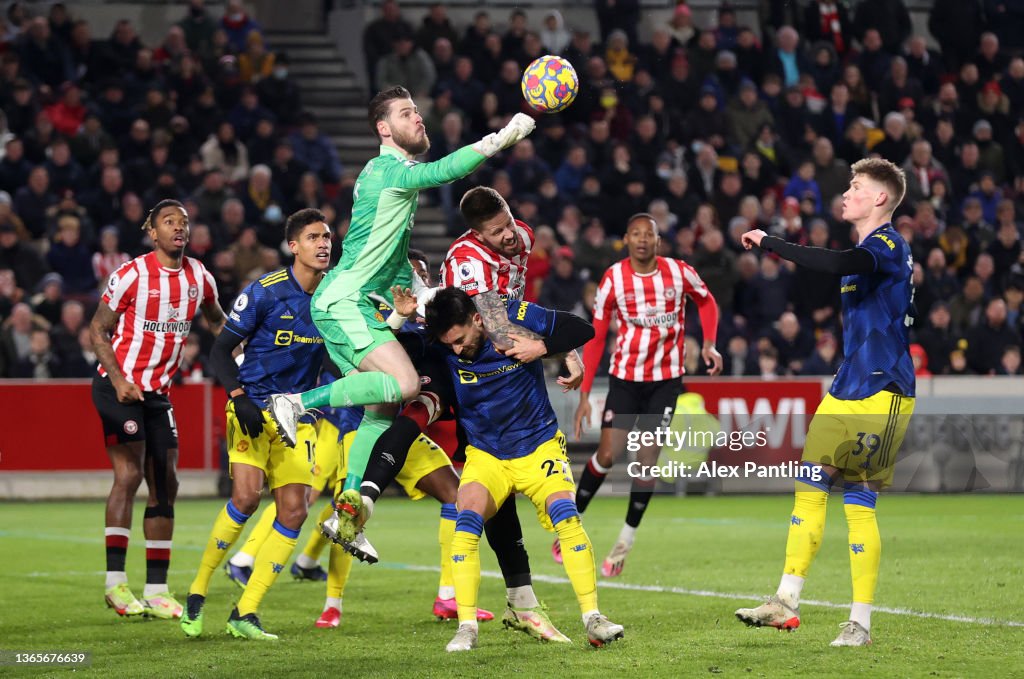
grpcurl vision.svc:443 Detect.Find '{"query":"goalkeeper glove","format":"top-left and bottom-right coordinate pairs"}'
top-left (472, 113), bottom-right (537, 157)
top-left (232, 393), bottom-right (265, 438)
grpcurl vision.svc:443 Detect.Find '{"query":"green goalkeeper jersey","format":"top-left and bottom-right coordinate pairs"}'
top-left (312, 143), bottom-right (484, 314)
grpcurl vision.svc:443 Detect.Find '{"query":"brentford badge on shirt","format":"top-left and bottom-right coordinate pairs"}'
top-left (188, 285), bottom-right (199, 300)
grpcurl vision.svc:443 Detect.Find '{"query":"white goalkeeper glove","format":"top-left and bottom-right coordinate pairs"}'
top-left (472, 113), bottom-right (537, 157)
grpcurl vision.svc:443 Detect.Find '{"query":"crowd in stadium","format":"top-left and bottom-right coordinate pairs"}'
top-left (1, 0), bottom-right (1023, 381)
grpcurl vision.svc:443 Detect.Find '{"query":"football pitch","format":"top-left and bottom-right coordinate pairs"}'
top-left (1, 495), bottom-right (1021, 678)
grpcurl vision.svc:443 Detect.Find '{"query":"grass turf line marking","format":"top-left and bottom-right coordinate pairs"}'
top-left (4, 530), bottom-right (1021, 628)
top-left (387, 564), bottom-right (1024, 629)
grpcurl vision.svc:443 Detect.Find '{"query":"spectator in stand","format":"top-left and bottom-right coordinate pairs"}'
top-left (246, 117), bottom-right (277, 167)
top-left (970, 172), bottom-right (1003, 225)
top-left (362, 0), bottom-right (413, 91)
top-left (878, 57), bottom-right (924, 118)
top-left (200, 121), bottom-right (249, 183)
top-left (49, 299), bottom-right (85, 368)
top-left (220, 0), bottom-right (262, 52)
top-left (972, 120), bottom-right (1006, 185)
top-left (0, 191), bottom-right (26, 241)
top-left (0, 222), bottom-right (47, 293)
top-left (174, 333), bottom-right (208, 384)
top-left (44, 137), bottom-right (86, 197)
top-left (538, 245), bottom-right (585, 315)
top-left (915, 301), bottom-right (958, 375)
top-left (20, 17), bottom-right (73, 91)
top-left (769, 311), bottom-right (816, 375)
top-left (10, 327), bottom-right (61, 379)
top-left (538, 10), bottom-right (571, 56)
top-left (92, 225), bottom-right (129, 290)
top-left (554, 145), bottom-right (593, 200)
top-left (966, 299), bottom-right (1022, 374)
top-left (726, 79), bottom-right (774, 151)
top-left (429, 37), bottom-right (456, 88)
top-left (256, 53), bottom-right (301, 126)
top-left (0, 302), bottom-right (40, 376)
top-left (989, 214), bottom-right (1022, 281)
top-left (288, 112), bottom-right (341, 185)
top-left (768, 26), bottom-right (808, 89)
top-left (30, 272), bottom-right (64, 327)
top-left (376, 31), bottom-right (435, 98)
top-left (803, 1), bottom-right (853, 58)
top-left (902, 139), bottom-right (949, 206)
top-left (100, 19), bottom-right (142, 80)
top-left (692, 228), bottom-right (738, 315)
top-left (873, 112), bottom-right (912, 166)
top-left (119, 118), bottom-right (151, 165)
top-left (13, 166), bottom-right (55, 241)
top-left (458, 10), bottom-right (491, 64)
top-left (802, 331), bottom-right (842, 376)
top-left (85, 165), bottom-right (125, 231)
top-left (665, 3), bottom-right (696, 47)
top-left (178, 0), bottom-right (217, 60)
top-left (929, 0), bottom-right (986, 71)
top-left (153, 25), bottom-right (189, 73)
top-left (415, 3), bottom-right (457, 54)
top-left (238, 31), bottom-right (274, 83)
top-left (240, 164), bottom-right (285, 245)
top-left (47, 214), bottom-right (96, 297)
top-left (229, 87), bottom-right (274, 142)
top-left (996, 345), bottom-right (1022, 375)
top-left (783, 160), bottom-right (823, 215)
top-left (852, 0), bottom-right (910, 55)
top-left (44, 84), bottom-right (86, 139)
top-left (292, 171), bottom-right (324, 212)
top-left (1006, 279), bottom-right (1024, 336)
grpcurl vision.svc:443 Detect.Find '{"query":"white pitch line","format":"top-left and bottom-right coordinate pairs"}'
top-left (4, 531), bottom-right (1022, 628)
top-left (392, 564), bottom-right (1024, 628)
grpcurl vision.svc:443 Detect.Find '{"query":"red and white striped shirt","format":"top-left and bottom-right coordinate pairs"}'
top-left (440, 220), bottom-right (534, 301)
top-left (99, 252), bottom-right (219, 394)
top-left (582, 256), bottom-right (716, 391)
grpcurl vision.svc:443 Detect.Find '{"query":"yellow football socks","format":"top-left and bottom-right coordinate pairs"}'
top-left (190, 500), bottom-right (250, 597)
top-left (238, 520), bottom-right (298, 616)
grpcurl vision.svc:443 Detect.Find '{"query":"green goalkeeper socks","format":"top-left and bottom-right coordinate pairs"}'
top-left (300, 372), bottom-right (402, 410)
top-left (342, 410), bottom-right (393, 491)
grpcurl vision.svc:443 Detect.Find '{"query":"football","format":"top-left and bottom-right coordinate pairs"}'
top-left (521, 55), bottom-right (579, 113)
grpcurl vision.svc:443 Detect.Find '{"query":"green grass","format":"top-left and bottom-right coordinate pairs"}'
top-left (1, 495), bottom-right (1022, 678)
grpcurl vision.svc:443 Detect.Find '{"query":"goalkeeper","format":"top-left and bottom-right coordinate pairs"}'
top-left (268, 86), bottom-right (536, 517)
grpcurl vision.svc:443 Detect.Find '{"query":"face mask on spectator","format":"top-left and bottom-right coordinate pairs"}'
top-left (273, 67), bottom-right (288, 79)
top-left (264, 204), bottom-right (283, 223)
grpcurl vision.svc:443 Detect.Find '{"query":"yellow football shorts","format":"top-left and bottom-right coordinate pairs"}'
top-left (330, 428), bottom-right (452, 501)
top-left (803, 390), bottom-right (915, 488)
top-left (226, 400), bottom-right (317, 489)
top-left (460, 431), bottom-right (574, 532)
top-left (313, 419), bottom-right (344, 492)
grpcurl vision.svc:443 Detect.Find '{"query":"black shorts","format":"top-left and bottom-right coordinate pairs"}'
top-left (601, 375), bottom-right (684, 431)
top-left (397, 330), bottom-right (464, 459)
top-left (91, 374), bottom-right (179, 449)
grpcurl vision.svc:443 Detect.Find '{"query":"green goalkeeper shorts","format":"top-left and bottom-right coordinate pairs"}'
top-left (311, 298), bottom-right (395, 375)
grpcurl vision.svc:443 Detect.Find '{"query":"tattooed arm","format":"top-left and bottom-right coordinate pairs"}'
top-left (471, 289), bottom-right (543, 351)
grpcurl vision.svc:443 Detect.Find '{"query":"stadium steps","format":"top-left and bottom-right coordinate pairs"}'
top-left (265, 29), bottom-right (452, 263)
